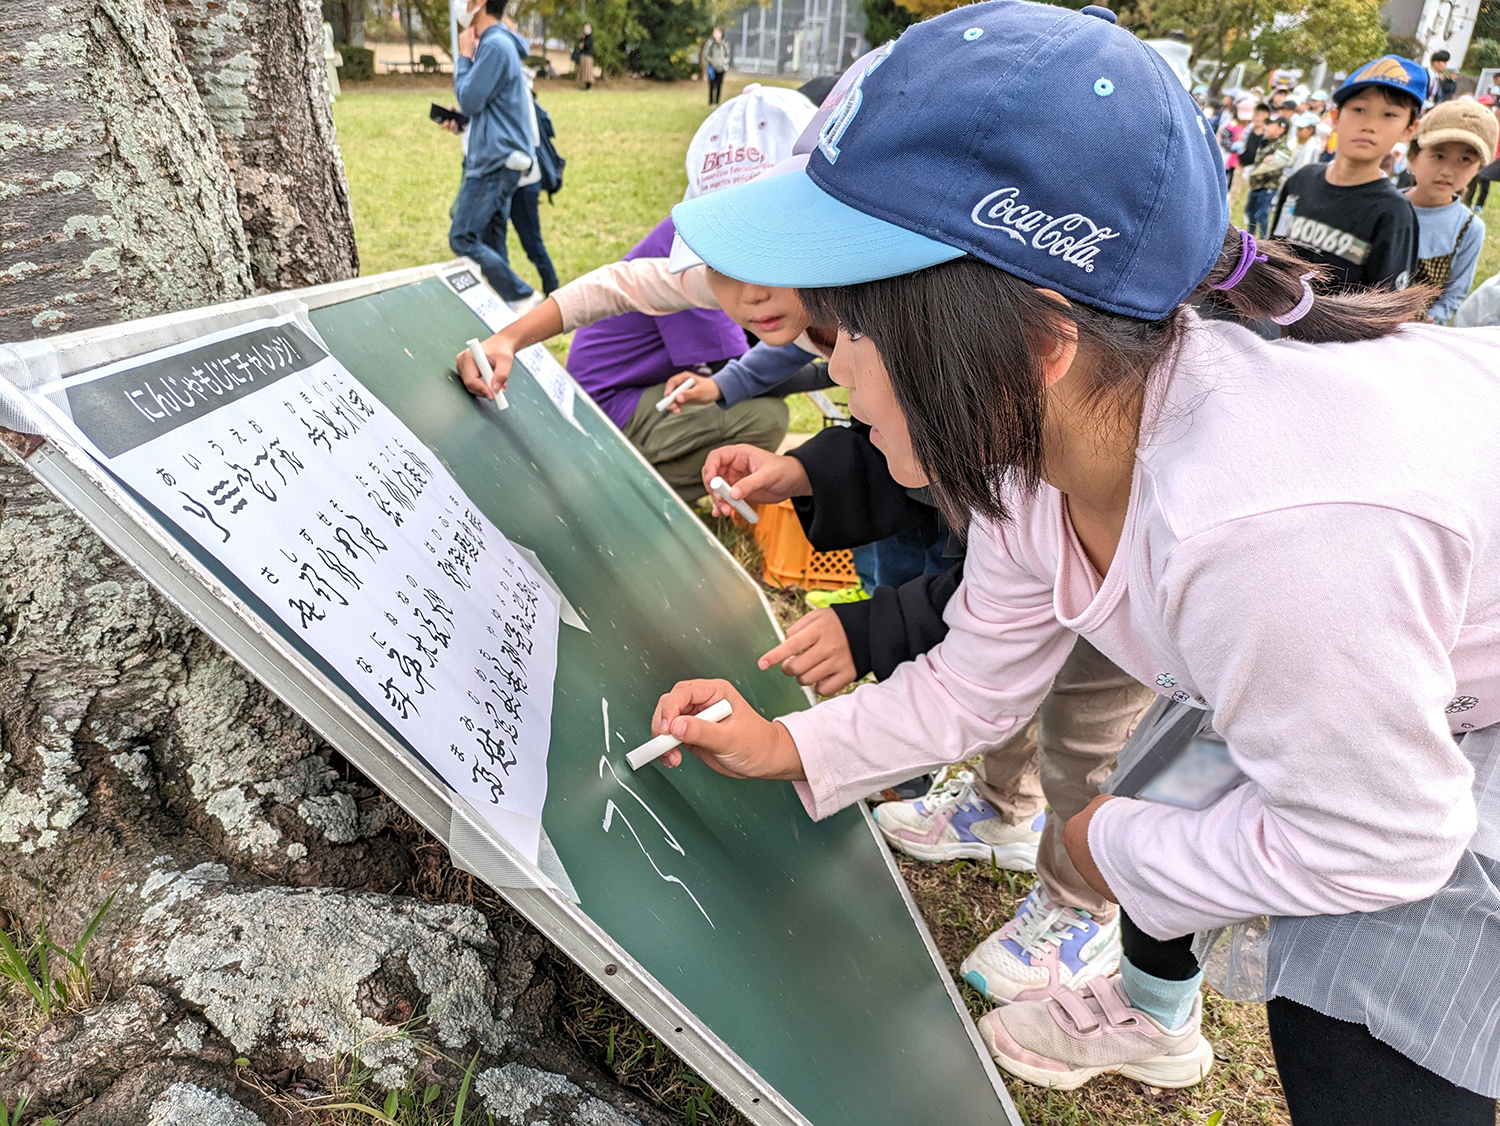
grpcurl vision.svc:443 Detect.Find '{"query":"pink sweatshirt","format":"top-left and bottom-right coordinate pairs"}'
top-left (779, 311), bottom-right (1500, 940)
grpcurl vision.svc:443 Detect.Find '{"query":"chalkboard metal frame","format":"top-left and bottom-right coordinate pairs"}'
top-left (0, 261), bottom-right (1021, 1126)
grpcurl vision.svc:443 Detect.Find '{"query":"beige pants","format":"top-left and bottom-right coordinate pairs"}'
top-left (973, 636), bottom-right (1155, 920)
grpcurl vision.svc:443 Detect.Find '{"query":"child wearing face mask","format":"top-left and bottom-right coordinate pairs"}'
top-left (1403, 100), bottom-right (1496, 323)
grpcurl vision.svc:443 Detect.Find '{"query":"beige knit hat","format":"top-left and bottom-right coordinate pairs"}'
top-left (1417, 99), bottom-right (1500, 163)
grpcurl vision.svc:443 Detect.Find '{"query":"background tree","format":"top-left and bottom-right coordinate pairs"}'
top-left (627, 0), bottom-right (713, 79)
top-left (891, 0), bottom-right (1386, 92)
top-left (0, 2), bottom-right (673, 1122)
top-left (1465, 0), bottom-right (1500, 69)
top-left (863, 0), bottom-right (915, 46)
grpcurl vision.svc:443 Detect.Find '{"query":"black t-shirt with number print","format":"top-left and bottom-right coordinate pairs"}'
top-left (1270, 164), bottom-right (1418, 291)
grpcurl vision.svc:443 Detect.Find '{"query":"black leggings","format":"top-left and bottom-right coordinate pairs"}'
top-left (1120, 913), bottom-right (1496, 1124)
top-left (708, 71), bottom-right (724, 104)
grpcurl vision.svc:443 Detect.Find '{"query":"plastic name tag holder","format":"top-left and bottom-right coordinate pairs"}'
top-left (1105, 697), bottom-right (1268, 1001)
top-left (1103, 697), bottom-right (1247, 810)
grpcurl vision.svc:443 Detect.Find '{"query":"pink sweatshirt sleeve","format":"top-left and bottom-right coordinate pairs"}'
top-left (550, 259), bottom-right (719, 332)
top-left (1090, 503), bottom-right (1478, 939)
top-left (778, 518), bottom-right (1077, 819)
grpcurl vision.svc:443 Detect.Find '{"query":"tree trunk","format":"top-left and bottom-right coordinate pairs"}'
top-left (164, 0), bottom-right (360, 291)
top-left (0, 6), bottom-right (670, 1123)
top-left (0, 0), bottom-right (255, 340)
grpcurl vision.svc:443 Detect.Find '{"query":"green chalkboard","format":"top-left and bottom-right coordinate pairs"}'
top-left (112, 274), bottom-right (1010, 1125)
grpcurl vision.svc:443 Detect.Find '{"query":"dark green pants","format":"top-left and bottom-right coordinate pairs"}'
top-left (624, 383), bottom-right (788, 503)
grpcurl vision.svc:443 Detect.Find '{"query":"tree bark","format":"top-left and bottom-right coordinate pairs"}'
top-left (164, 0), bottom-right (360, 291)
top-left (0, 6), bottom-right (673, 1123)
top-left (0, 0), bottom-right (255, 340)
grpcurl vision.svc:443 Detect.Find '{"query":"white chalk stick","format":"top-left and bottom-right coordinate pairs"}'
top-left (709, 476), bottom-right (759, 524)
top-left (654, 376), bottom-right (696, 412)
top-left (627, 698), bottom-right (733, 770)
top-left (467, 338), bottom-right (509, 410)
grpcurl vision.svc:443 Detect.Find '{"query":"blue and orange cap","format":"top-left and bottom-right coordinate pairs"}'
top-left (1331, 55), bottom-right (1427, 110)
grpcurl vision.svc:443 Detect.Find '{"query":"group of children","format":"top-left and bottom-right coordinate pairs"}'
top-left (457, 9), bottom-right (1500, 1123)
top-left (1214, 58), bottom-right (1498, 324)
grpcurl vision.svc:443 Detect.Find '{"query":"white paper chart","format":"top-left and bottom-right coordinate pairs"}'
top-left (31, 317), bottom-right (560, 862)
top-left (441, 267), bottom-right (582, 430)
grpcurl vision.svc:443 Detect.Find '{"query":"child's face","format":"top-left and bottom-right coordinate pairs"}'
top-left (1330, 89), bottom-right (1419, 163)
top-left (1296, 125), bottom-right (1316, 142)
top-left (1253, 109), bottom-right (1269, 125)
top-left (1409, 139), bottom-right (1485, 195)
top-left (703, 268), bottom-right (811, 345)
top-left (827, 332), bottom-right (928, 488)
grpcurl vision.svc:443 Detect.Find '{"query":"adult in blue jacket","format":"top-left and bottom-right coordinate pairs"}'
top-left (449, 0), bottom-right (536, 304)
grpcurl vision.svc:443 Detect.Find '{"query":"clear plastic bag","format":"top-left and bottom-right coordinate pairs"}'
top-left (1190, 916), bottom-right (1271, 1002)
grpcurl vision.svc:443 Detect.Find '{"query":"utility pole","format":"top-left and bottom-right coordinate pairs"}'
top-left (836, 0), bottom-right (846, 70)
top-left (773, 0), bottom-right (782, 74)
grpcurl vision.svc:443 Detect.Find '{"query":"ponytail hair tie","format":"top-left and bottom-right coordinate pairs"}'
top-left (1213, 228), bottom-right (1268, 292)
top-left (1270, 272), bottom-right (1317, 326)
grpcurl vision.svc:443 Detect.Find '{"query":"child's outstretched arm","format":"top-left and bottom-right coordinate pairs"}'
top-left (456, 298), bottom-right (564, 400)
top-left (454, 259), bottom-right (720, 400)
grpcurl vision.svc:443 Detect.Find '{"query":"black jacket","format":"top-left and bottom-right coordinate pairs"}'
top-left (787, 424), bottom-right (963, 682)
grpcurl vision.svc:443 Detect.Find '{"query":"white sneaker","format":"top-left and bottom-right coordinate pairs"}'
top-left (978, 977), bottom-right (1214, 1091)
top-left (960, 886), bottom-right (1121, 1003)
top-left (872, 771), bottom-right (1042, 868)
top-left (506, 292), bottom-right (544, 314)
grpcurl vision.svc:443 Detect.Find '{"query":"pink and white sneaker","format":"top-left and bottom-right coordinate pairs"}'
top-left (960, 886), bottom-right (1121, 1003)
top-left (872, 771), bottom-right (1042, 869)
top-left (978, 976), bottom-right (1214, 1091)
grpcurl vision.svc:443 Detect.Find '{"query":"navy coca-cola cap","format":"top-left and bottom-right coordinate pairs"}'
top-left (671, 0), bottom-right (1229, 320)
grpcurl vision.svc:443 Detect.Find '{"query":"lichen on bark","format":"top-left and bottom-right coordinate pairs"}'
top-left (0, 0), bottom-right (254, 339)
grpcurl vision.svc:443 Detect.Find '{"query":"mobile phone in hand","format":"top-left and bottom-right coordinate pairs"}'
top-left (429, 103), bottom-right (469, 128)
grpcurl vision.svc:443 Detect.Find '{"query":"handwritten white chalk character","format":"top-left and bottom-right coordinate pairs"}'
top-left (627, 698), bottom-right (733, 770)
top-left (466, 339), bottom-right (509, 410)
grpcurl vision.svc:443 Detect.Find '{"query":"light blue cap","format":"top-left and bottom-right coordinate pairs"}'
top-left (671, 162), bottom-right (963, 288)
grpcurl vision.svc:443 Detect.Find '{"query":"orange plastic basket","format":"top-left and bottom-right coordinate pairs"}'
top-left (734, 499), bottom-right (860, 591)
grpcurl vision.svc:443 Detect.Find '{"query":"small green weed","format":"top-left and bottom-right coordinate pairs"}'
top-left (0, 896), bottom-right (112, 1023)
top-left (270, 1047), bottom-right (485, 1125)
top-left (552, 956), bottom-right (748, 1126)
top-left (0, 1094), bottom-right (59, 1126)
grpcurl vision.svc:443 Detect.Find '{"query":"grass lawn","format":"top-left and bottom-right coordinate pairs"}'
top-left (331, 79), bottom-right (1493, 1126)
top-left (333, 72), bottom-right (844, 434)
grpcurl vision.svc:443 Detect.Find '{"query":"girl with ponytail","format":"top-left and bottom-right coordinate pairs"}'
top-left (659, 3), bottom-right (1500, 1122)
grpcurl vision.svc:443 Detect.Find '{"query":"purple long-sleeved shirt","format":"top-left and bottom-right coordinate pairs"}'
top-left (565, 219), bottom-right (748, 428)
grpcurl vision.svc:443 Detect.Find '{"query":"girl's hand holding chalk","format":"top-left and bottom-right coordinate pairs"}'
top-left (628, 697), bottom-right (732, 769)
top-left (466, 339), bottom-right (509, 409)
top-left (709, 476), bottom-right (759, 524)
top-left (649, 680), bottom-right (806, 780)
top-left (456, 335), bottom-right (514, 404)
top-left (654, 375), bottom-right (698, 413)
top-left (700, 446), bottom-right (812, 517)
top-left (658, 372), bottom-right (723, 414)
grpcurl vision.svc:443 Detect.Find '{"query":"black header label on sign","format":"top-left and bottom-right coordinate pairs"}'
top-left (445, 269), bottom-right (480, 294)
top-left (67, 322), bottom-right (327, 458)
